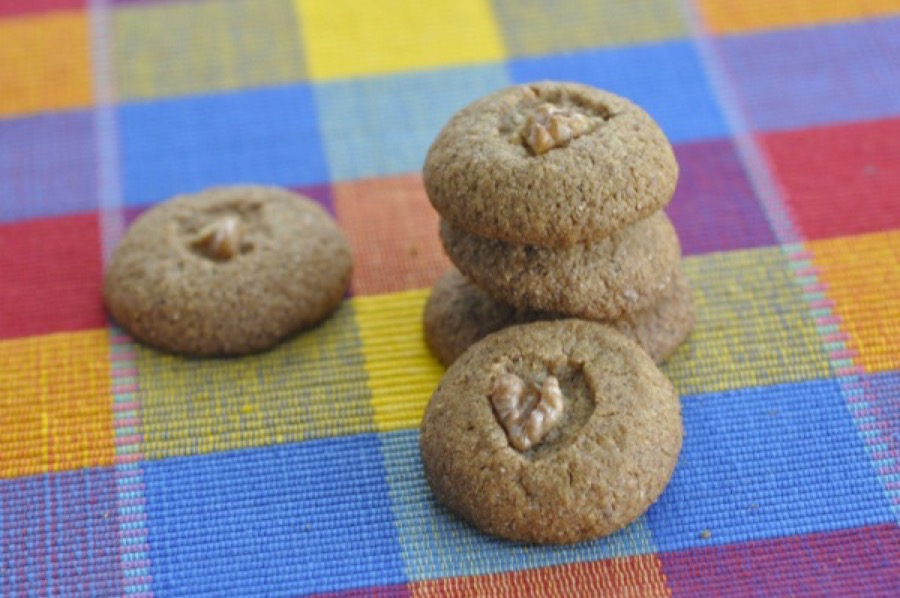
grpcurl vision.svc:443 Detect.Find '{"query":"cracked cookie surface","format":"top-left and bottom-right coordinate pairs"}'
top-left (419, 320), bottom-right (683, 544)
top-left (104, 186), bottom-right (352, 356)
top-left (423, 81), bottom-right (679, 247)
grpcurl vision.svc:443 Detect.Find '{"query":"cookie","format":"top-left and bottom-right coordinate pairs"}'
top-left (104, 186), bottom-right (352, 356)
top-left (601, 268), bottom-right (694, 365)
top-left (419, 320), bottom-right (683, 544)
top-left (440, 211), bottom-right (681, 320)
top-left (423, 267), bottom-right (694, 366)
top-left (423, 81), bottom-right (678, 247)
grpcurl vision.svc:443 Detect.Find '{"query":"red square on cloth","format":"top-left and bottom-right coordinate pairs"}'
top-left (334, 174), bottom-right (450, 296)
top-left (0, 213), bottom-right (106, 339)
top-left (660, 524), bottom-right (900, 596)
top-left (763, 117), bottom-right (900, 241)
top-left (0, 0), bottom-right (83, 18)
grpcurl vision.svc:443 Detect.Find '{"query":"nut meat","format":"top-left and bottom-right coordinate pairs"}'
top-left (491, 372), bottom-right (564, 451)
top-left (192, 216), bottom-right (243, 260)
top-left (521, 103), bottom-right (595, 155)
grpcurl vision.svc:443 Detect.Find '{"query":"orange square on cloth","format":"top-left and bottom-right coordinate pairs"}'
top-left (810, 230), bottom-right (900, 374)
top-left (697, 0), bottom-right (900, 34)
top-left (0, 330), bottom-right (115, 478)
top-left (0, 10), bottom-right (93, 117)
top-left (411, 555), bottom-right (671, 597)
top-left (334, 174), bottom-right (450, 296)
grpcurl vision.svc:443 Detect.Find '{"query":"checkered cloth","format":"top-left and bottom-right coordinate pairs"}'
top-left (2, 1), bottom-right (899, 595)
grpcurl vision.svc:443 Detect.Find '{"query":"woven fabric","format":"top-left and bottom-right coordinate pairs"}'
top-left (2, 1), bottom-right (899, 595)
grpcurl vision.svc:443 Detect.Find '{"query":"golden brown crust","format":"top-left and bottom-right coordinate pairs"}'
top-left (103, 186), bottom-right (352, 356)
top-left (423, 82), bottom-right (678, 248)
top-left (419, 320), bottom-right (683, 544)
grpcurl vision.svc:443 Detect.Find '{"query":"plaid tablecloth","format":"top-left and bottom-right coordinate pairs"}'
top-left (2, 1), bottom-right (900, 595)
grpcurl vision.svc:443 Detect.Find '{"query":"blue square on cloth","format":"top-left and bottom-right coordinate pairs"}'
top-left (142, 435), bottom-right (406, 596)
top-left (647, 378), bottom-right (896, 552)
top-left (509, 40), bottom-right (728, 144)
top-left (0, 110), bottom-right (98, 222)
top-left (381, 430), bottom-right (660, 582)
top-left (719, 17), bottom-right (900, 132)
top-left (119, 84), bottom-right (329, 207)
top-left (313, 65), bottom-right (509, 182)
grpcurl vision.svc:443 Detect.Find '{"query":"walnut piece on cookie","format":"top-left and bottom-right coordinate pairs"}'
top-left (103, 186), bottom-right (353, 356)
top-left (420, 320), bottom-right (683, 544)
top-left (491, 372), bottom-right (564, 451)
top-left (521, 102), bottom-right (597, 155)
top-left (191, 215), bottom-right (244, 260)
top-left (423, 81), bottom-right (679, 247)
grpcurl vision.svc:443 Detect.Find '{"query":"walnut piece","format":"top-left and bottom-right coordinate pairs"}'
top-left (491, 373), bottom-right (565, 451)
top-left (521, 103), bottom-right (594, 155)
top-left (191, 216), bottom-right (243, 260)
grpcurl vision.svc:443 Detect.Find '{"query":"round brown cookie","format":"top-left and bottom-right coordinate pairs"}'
top-left (104, 186), bottom-right (352, 356)
top-left (423, 267), bottom-right (542, 367)
top-left (605, 268), bottom-right (694, 365)
top-left (440, 210), bottom-right (681, 320)
top-left (423, 267), bottom-right (694, 366)
top-left (419, 320), bottom-right (683, 544)
top-left (423, 81), bottom-right (678, 247)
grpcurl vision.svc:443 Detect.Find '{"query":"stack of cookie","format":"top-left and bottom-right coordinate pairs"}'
top-left (418, 82), bottom-right (689, 545)
top-left (422, 81), bottom-right (693, 366)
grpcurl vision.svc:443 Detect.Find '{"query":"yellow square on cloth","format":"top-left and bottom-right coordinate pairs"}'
top-left (135, 304), bottom-right (374, 460)
top-left (113, 0), bottom-right (306, 101)
top-left (295, 0), bottom-right (505, 80)
top-left (355, 289), bottom-right (444, 433)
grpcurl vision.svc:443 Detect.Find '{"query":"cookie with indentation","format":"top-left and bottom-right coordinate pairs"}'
top-left (104, 186), bottom-right (352, 356)
top-left (440, 211), bottom-right (680, 320)
top-left (423, 267), bottom-right (694, 366)
top-left (423, 81), bottom-right (678, 247)
top-left (419, 319), bottom-right (683, 544)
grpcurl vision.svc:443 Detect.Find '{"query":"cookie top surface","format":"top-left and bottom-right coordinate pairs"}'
top-left (423, 267), bottom-right (694, 366)
top-left (423, 82), bottom-right (678, 247)
top-left (103, 186), bottom-right (352, 356)
top-left (440, 210), bottom-right (681, 320)
top-left (419, 320), bottom-right (683, 544)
